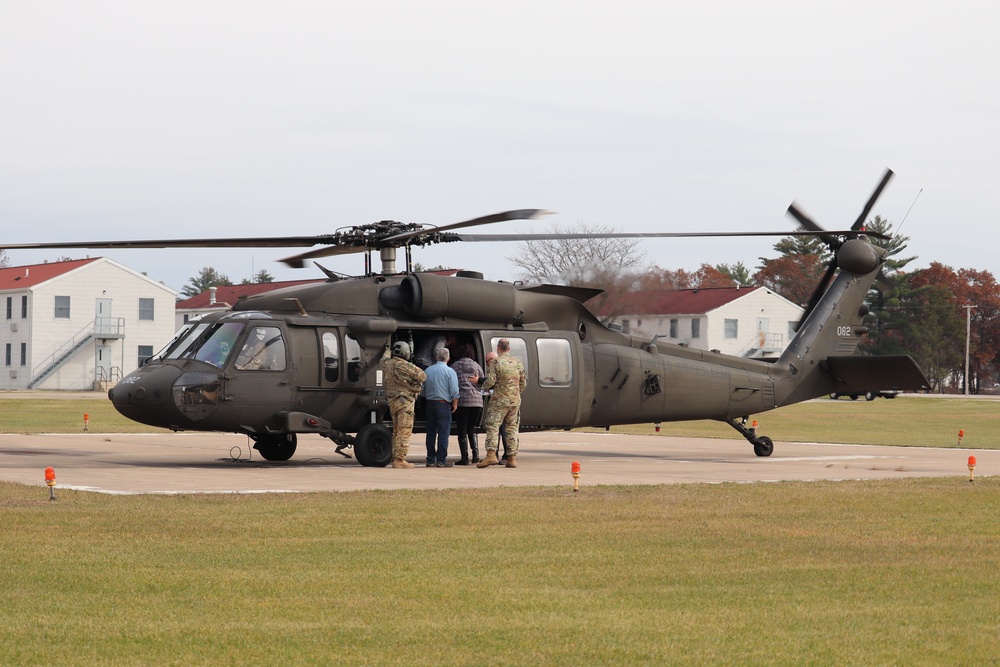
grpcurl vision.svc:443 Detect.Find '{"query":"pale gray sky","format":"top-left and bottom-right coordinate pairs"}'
top-left (2, 1), bottom-right (997, 293)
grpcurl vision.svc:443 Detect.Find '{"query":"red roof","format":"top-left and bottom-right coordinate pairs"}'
top-left (595, 286), bottom-right (763, 317)
top-left (176, 280), bottom-right (327, 308)
top-left (0, 258), bottom-right (100, 291)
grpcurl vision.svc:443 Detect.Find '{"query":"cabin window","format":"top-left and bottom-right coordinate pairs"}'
top-left (787, 321), bottom-right (798, 343)
top-left (138, 298), bottom-right (155, 321)
top-left (54, 296), bottom-right (71, 319)
top-left (724, 318), bottom-right (738, 339)
top-left (137, 345), bottom-right (154, 367)
top-left (489, 336), bottom-right (529, 375)
top-left (322, 332), bottom-right (340, 382)
top-left (234, 326), bottom-right (286, 371)
top-left (536, 339), bottom-right (572, 387)
top-left (669, 319), bottom-right (679, 338)
top-left (345, 333), bottom-right (362, 383)
top-left (691, 318), bottom-right (701, 338)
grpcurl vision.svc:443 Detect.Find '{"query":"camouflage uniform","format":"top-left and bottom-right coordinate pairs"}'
top-left (482, 352), bottom-right (527, 456)
top-left (382, 348), bottom-right (426, 460)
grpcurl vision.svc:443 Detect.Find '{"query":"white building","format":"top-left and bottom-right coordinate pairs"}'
top-left (599, 286), bottom-right (805, 358)
top-left (0, 258), bottom-right (177, 390)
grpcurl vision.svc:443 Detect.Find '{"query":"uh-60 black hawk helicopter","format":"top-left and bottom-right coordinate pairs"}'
top-left (5, 169), bottom-right (929, 465)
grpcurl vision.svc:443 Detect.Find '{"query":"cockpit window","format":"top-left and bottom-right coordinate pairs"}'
top-left (194, 322), bottom-right (245, 368)
top-left (234, 326), bottom-right (287, 371)
top-left (165, 322), bottom-right (245, 369)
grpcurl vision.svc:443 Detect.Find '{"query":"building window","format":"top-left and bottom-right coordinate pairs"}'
top-left (691, 318), bottom-right (701, 338)
top-left (138, 298), bottom-right (155, 321)
top-left (54, 296), bottom-right (71, 319)
top-left (137, 345), bottom-right (154, 368)
top-left (5, 297), bottom-right (10, 319)
top-left (4, 344), bottom-right (10, 366)
top-left (20, 343), bottom-right (27, 366)
top-left (669, 319), bottom-right (679, 338)
top-left (21, 295), bottom-right (27, 318)
top-left (724, 318), bottom-right (739, 339)
top-left (537, 338), bottom-right (572, 387)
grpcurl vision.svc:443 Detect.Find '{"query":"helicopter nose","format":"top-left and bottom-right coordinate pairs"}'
top-left (108, 363), bottom-right (187, 427)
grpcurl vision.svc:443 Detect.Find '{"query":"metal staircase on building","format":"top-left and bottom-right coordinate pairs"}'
top-left (28, 318), bottom-right (125, 389)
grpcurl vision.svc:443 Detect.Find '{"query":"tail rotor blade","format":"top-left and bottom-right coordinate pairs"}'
top-left (852, 168), bottom-right (894, 230)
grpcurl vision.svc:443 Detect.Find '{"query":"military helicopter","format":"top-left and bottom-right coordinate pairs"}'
top-left (3, 169), bottom-right (929, 464)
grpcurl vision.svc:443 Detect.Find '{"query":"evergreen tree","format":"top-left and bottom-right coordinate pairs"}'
top-left (181, 267), bottom-right (232, 298)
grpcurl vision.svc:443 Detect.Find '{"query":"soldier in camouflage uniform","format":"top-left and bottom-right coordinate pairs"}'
top-left (477, 338), bottom-right (527, 468)
top-left (381, 341), bottom-right (426, 469)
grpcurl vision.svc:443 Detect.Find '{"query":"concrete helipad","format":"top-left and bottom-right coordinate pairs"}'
top-left (0, 430), bottom-right (993, 494)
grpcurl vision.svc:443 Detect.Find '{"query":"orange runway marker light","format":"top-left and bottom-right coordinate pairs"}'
top-left (654, 422), bottom-right (661, 433)
top-left (957, 429), bottom-right (964, 446)
top-left (44, 467), bottom-right (57, 501)
top-left (571, 461), bottom-right (581, 492)
top-left (968, 455), bottom-right (976, 483)
top-left (84, 413), bottom-right (90, 431)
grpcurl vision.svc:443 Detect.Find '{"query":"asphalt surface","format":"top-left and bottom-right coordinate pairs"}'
top-left (1, 429), bottom-right (993, 495)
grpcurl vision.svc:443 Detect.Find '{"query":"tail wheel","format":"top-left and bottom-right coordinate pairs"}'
top-left (253, 433), bottom-right (297, 461)
top-left (753, 436), bottom-right (774, 457)
top-left (354, 424), bottom-right (393, 468)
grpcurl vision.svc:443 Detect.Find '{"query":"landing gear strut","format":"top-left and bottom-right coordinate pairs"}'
top-left (727, 417), bottom-right (774, 457)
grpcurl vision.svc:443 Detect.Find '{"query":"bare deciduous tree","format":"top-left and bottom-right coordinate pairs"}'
top-left (507, 222), bottom-right (648, 284)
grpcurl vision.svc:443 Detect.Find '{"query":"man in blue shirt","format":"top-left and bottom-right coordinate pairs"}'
top-left (422, 346), bottom-right (460, 467)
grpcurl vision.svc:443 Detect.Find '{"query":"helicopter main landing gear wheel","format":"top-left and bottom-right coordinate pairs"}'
top-left (354, 423), bottom-right (393, 468)
top-left (253, 433), bottom-right (298, 461)
top-left (727, 418), bottom-right (774, 457)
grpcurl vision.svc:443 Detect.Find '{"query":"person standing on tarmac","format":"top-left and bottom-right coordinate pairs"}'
top-left (422, 346), bottom-right (460, 467)
top-left (451, 343), bottom-right (484, 465)
top-left (381, 341), bottom-right (426, 469)
top-left (477, 338), bottom-right (526, 468)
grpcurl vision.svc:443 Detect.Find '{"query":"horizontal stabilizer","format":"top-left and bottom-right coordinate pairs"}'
top-left (824, 355), bottom-right (931, 393)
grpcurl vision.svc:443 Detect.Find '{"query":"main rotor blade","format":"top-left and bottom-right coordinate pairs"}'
top-left (0, 235), bottom-right (338, 251)
top-left (454, 229), bottom-right (888, 242)
top-left (852, 168), bottom-right (894, 230)
top-left (279, 244), bottom-right (367, 269)
top-left (380, 209), bottom-right (553, 243)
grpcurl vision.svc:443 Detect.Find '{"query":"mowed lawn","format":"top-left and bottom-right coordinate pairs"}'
top-left (1, 394), bottom-right (998, 664)
top-left (2, 479), bottom-right (999, 665)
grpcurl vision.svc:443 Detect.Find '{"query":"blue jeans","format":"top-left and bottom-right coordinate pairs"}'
top-left (425, 400), bottom-right (453, 464)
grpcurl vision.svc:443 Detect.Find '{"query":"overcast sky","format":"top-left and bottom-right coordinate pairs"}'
top-left (2, 1), bottom-right (997, 295)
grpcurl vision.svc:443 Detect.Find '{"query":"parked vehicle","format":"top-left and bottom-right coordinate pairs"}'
top-left (829, 390), bottom-right (901, 401)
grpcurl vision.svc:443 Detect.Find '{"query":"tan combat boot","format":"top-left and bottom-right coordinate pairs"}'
top-left (476, 450), bottom-right (499, 468)
top-left (505, 455), bottom-right (516, 468)
top-left (392, 458), bottom-right (414, 469)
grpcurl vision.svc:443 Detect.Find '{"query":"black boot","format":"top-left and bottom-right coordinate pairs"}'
top-left (470, 432), bottom-right (480, 464)
top-left (456, 435), bottom-right (470, 465)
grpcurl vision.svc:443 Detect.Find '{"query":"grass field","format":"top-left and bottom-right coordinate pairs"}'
top-left (2, 479), bottom-right (998, 665)
top-left (2, 393), bottom-right (998, 664)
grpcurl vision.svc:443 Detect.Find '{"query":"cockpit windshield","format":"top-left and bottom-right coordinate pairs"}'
top-left (165, 321), bottom-right (246, 369)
